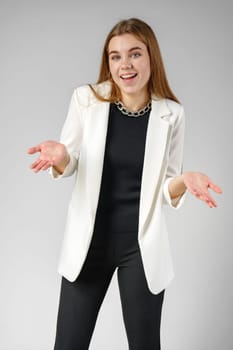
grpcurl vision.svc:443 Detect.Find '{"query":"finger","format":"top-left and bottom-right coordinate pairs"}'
top-left (30, 158), bottom-right (42, 169)
top-left (32, 160), bottom-right (48, 173)
top-left (192, 188), bottom-right (217, 207)
top-left (207, 201), bottom-right (215, 208)
top-left (27, 146), bottom-right (41, 154)
top-left (32, 160), bottom-right (44, 173)
top-left (206, 198), bottom-right (217, 208)
top-left (41, 161), bottom-right (53, 170)
top-left (188, 184), bottom-right (218, 208)
top-left (208, 182), bottom-right (223, 194)
top-left (200, 193), bottom-right (217, 207)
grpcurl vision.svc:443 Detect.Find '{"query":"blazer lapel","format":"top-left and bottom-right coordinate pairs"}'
top-left (138, 98), bottom-right (173, 237)
top-left (86, 102), bottom-right (111, 223)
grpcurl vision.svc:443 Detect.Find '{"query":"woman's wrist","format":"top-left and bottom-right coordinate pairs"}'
top-left (53, 153), bottom-right (70, 175)
top-left (168, 174), bottom-right (187, 199)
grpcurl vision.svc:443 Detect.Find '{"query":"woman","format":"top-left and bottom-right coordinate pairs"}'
top-left (28, 18), bottom-right (222, 350)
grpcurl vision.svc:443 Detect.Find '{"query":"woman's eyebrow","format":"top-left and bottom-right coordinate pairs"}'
top-left (108, 46), bottom-right (143, 55)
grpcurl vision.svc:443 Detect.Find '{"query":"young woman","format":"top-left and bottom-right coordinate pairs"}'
top-left (28, 18), bottom-right (222, 350)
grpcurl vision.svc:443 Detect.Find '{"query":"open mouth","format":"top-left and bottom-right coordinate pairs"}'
top-left (120, 73), bottom-right (137, 80)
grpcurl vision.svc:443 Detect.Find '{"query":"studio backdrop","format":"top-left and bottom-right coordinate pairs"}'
top-left (0, 0), bottom-right (231, 349)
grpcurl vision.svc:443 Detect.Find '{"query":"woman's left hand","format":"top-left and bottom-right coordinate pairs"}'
top-left (182, 172), bottom-right (223, 208)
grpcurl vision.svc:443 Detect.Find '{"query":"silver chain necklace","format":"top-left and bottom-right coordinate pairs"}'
top-left (115, 100), bottom-right (152, 117)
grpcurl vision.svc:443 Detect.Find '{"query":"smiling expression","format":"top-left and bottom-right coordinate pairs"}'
top-left (108, 33), bottom-right (151, 103)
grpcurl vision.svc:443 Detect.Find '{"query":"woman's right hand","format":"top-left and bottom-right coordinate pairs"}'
top-left (27, 140), bottom-right (70, 174)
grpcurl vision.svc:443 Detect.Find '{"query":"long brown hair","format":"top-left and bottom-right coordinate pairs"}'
top-left (89, 18), bottom-right (180, 104)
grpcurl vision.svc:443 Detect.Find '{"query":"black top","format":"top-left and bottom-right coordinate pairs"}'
top-left (93, 102), bottom-right (151, 234)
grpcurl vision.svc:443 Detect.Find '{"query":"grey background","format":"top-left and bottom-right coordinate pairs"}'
top-left (0, 0), bottom-right (231, 349)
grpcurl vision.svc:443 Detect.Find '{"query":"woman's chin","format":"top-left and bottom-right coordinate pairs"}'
top-left (120, 85), bottom-right (142, 96)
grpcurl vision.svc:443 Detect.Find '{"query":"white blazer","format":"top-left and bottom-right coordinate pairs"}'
top-left (49, 80), bottom-right (187, 295)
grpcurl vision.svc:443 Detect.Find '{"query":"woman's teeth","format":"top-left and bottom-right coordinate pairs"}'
top-left (120, 73), bottom-right (137, 80)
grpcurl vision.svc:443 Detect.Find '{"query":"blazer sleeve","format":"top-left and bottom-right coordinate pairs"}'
top-left (48, 88), bottom-right (84, 179)
top-left (162, 104), bottom-right (187, 209)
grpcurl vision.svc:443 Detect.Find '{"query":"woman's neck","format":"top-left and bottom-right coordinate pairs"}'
top-left (120, 92), bottom-right (150, 112)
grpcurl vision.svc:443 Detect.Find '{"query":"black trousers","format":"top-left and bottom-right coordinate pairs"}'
top-left (53, 228), bottom-right (165, 350)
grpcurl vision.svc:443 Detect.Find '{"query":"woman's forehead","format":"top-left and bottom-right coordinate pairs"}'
top-left (108, 33), bottom-right (146, 52)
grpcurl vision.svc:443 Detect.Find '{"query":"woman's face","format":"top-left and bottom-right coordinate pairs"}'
top-left (108, 33), bottom-right (151, 101)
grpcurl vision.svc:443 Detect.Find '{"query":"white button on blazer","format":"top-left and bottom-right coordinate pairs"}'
top-left (49, 80), bottom-right (187, 295)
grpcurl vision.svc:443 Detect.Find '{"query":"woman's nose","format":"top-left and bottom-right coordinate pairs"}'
top-left (121, 57), bottom-right (133, 69)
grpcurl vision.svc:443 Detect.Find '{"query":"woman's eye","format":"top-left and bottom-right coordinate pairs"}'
top-left (111, 55), bottom-right (121, 61)
top-left (131, 52), bottom-right (141, 58)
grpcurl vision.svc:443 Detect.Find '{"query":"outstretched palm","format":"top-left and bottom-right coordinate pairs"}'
top-left (182, 171), bottom-right (222, 208)
top-left (28, 140), bottom-right (69, 173)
